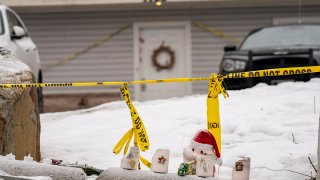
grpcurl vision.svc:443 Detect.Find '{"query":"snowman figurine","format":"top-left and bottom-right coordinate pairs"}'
top-left (183, 129), bottom-right (222, 177)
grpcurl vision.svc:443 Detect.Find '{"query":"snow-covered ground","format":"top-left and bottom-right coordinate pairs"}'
top-left (40, 79), bottom-right (320, 180)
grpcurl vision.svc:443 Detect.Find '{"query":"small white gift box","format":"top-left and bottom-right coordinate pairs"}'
top-left (151, 149), bottom-right (170, 173)
top-left (120, 146), bottom-right (140, 170)
top-left (196, 155), bottom-right (215, 177)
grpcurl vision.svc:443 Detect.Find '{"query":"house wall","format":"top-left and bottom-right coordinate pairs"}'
top-left (19, 5), bottom-right (320, 96)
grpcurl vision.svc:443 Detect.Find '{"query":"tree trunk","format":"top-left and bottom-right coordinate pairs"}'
top-left (0, 48), bottom-right (41, 161)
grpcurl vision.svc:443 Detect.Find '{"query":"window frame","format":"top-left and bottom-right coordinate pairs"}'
top-left (0, 11), bottom-right (4, 35)
top-left (239, 25), bottom-right (320, 50)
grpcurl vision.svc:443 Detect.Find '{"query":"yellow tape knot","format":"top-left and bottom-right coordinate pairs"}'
top-left (209, 74), bottom-right (229, 98)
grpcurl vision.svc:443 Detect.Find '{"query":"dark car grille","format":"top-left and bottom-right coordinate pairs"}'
top-left (224, 56), bottom-right (316, 89)
top-left (248, 57), bottom-right (316, 87)
top-left (251, 57), bottom-right (311, 70)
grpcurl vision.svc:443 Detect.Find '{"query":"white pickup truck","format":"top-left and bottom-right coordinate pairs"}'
top-left (0, 5), bottom-right (43, 112)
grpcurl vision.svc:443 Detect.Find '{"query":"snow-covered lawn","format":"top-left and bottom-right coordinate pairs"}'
top-left (40, 79), bottom-right (320, 180)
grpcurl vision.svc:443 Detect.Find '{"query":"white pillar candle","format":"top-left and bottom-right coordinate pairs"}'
top-left (196, 155), bottom-right (215, 177)
top-left (120, 146), bottom-right (140, 170)
top-left (151, 149), bottom-right (170, 173)
top-left (232, 156), bottom-right (251, 180)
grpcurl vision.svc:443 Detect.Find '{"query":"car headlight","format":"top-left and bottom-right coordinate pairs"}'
top-left (222, 59), bottom-right (246, 72)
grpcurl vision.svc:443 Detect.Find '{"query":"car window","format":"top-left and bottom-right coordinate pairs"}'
top-left (240, 25), bottom-right (320, 50)
top-left (0, 12), bottom-right (4, 35)
top-left (6, 10), bottom-right (27, 36)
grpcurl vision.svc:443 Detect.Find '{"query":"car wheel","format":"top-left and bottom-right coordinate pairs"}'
top-left (37, 71), bottom-right (44, 113)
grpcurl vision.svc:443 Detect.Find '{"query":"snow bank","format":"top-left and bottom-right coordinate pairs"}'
top-left (0, 47), bottom-right (31, 74)
top-left (0, 168), bottom-right (52, 180)
top-left (0, 156), bottom-right (86, 180)
top-left (0, 175), bottom-right (52, 180)
top-left (0, 169), bottom-right (9, 176)
top-left (40, 79), bottom-right (320, 180)
top-left (97, 167), bottom-right (220, 180)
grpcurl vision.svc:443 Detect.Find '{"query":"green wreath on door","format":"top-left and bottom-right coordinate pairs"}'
top-left (151, 44), bottom-right (175, 71)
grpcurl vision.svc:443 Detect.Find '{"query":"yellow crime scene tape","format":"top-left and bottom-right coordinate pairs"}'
top-left (113, 83), bottom-right (152, 169)
top-left (0, 66), bottom-right (319, 88)
top-left (43, 21), bottom-right (239, 70)
top-left (0, 77), bottom-right (211, 88)
top-left (207, 74), bottom-right (228, 157)
top-left (42, 23), bottom-right (132, 70)
top-left (192, 21), bottom-right (242, 43)
top-left (224, 66), bottom-right (320, 79)
top-left (1, 66), bottom-right (320, 167)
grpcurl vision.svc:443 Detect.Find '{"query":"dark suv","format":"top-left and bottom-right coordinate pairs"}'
top-left (219, 24), bottom-right (320, 89)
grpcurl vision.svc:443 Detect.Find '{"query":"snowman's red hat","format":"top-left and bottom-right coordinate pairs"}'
top-left (190, 129), bottom-right (220, 158)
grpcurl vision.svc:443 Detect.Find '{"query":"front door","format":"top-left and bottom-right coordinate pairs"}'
top-left (134, 21), bottom-right (191, 101)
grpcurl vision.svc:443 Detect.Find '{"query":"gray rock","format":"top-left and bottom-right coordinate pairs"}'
top-left (97, 167), bottom-right (216, 180)
top-left (0, 48), bottom-right (40, 161)
top-left (0, 156), bottom-right (86, 180)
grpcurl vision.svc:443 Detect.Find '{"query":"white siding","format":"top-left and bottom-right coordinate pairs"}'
top-left (19, 6), bottom-right (320, 94)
